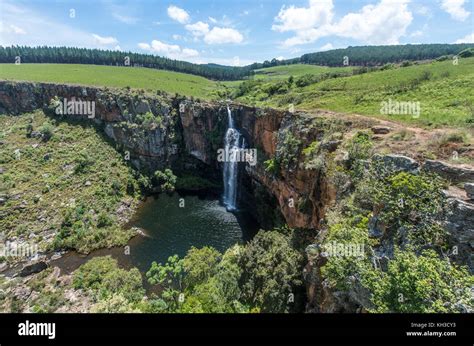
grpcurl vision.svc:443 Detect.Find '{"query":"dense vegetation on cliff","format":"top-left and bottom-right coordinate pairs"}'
top-left (1, 228), bottom-right (306, 313)
top-left (0, 110), bottom-right (142, 255)
top-left (317, 132), bottom-right (473, 312)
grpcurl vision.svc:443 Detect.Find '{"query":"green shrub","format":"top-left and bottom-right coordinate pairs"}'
top-left (371, 171), bottom-right (447, 248)
top-left (321, 216), bottom-right (372, 291)
top-left (146, 246), bottom-right (247, 313)
top-left (74, 150), bottom-right (94, 174)
top-left (362, 249), bottom-right (473, 313)
top-left (74, 256), bottom-right (145, 304)
top-left (38, 122), bottom-right (54, 141)
top-left (347, 131), bottom-right (373, 162)
top-left (264, 157), bottom-right (280, 175)
top-left (276, 130), bottom-right (301, 169)
top-left (25, 123), bottom-right (33, 138)
top-left (239, 228), bottom-right (304, 312)
top-left (136, 111), bottom-right (162, 129)
top-left (97, 211), bottom-right (113, 228)
top-left (154, 168), bottom-right (177, 193)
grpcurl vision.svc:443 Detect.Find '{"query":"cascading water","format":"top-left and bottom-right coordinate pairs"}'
top-left (223, 106), bottom-right (244, 211)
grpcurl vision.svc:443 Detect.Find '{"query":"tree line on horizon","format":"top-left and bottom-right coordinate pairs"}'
top-left (1, 44), bottom-right (473, 81)
top-left (253, 43), bottom-right (474, 68)
top-left (0, 46), bottom-right (254, 81)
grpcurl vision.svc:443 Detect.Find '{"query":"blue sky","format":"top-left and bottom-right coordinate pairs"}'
top-left (0, 0), bottom-right (473, 65)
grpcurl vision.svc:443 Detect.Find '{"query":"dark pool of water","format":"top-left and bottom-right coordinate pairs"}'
top-left (51, 192), bottom-right (259, 275)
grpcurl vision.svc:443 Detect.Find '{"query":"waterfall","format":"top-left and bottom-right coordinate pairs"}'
top-left (223, 106), bottom-right (243, 211)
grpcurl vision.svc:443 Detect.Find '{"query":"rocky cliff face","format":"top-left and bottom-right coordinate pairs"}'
top-left (179, 101), bottom-right (339, 230)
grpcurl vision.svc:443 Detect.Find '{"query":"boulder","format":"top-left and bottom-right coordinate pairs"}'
top-left (444, 198), bottom-right (474, 272)
top-left (422, 160), bottom-right (474, 184)
top-left (464, 183), bottom-right (474, 200)
top-left (135, 99), bottom-right (151, 114)
top-left (11, 285), bottom-right (32, 301)
top-left (18, 261), bottom-right (48, 277)
top-left (321, 140), bottom-right (342, 152)
top-left (0, 262), bottom-right (7, 273)
top-left (371, 126), bottom-right (391, 134)
top-left (373, 154), bottom-right (419, 173)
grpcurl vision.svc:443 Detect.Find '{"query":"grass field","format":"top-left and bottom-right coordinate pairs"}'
top-left (232, 58), bottom-right (474, 127)
top-left (0, 63), bottom-right (220, 99)
top-left (220, 63), bottom-right (353, 89)
top-left (252, 64), bottom-right (353, 80)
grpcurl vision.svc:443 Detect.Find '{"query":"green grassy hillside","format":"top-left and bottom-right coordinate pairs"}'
top-left (252, 64), bottom-right (353, 80)
top-left (231, 58), bottom-right (474, 127)
top-left (0, 64), bottom-right (219, 99)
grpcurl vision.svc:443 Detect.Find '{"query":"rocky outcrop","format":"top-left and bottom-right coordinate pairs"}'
top-left (18, 261), bottom-right (48, 277)
top-left (373, 153), bottom-right (419, 173)
top-left (240, 112), bottom-right (339, 229)
top-left (445, 198), bottom-right (474, 270)
top-left (464, 183), bottom-right (474, 200)
top-left (422, 159), bottom-right (474, 184)
top-left (371, 125), bottom-right (391, 134)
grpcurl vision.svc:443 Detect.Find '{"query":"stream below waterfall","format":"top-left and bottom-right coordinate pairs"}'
top-left (50, 192), bottom-right (259, 276)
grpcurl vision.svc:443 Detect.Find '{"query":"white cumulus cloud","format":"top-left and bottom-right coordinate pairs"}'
top-left (185, 21), bottom-right (210, 37)
top-left (0, 21), bottom-right (26, 35)
top-left (167, 5), bottom-right (190, 24)
top-left (273, 0), bottom-right (413, 48)
top-left (272, 0), bottom-right (334, 33)
top-left (203, 27), bottom-right (243, 44)
top-left (138, 40), bottom-right (199, 59)
top-left (440, 0), bottom-right (470, 21)
top-left (92, 34), bottom-right (119, 46)
top-left (455, 32), bottom-right (474, 43)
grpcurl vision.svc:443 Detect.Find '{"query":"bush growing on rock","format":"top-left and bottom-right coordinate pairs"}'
top-left (366, 170), bottom-right (447, 248)
top-left (276, 130), bottom-right (302, 170)
top-left (38, 122), bottom-right (54, 141)
top-left (154, 168), bottom-right (177, 193)
top-left (239, 228), bottom-right (304, 312)
top-left (318, 157), bottom-right (471, 313)
top-left (146, 246), bottom-right (248, 313)
top-left (362, 249), bottom-right (473, 313)
top-left (73, 256), bottom-right (145, 311)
